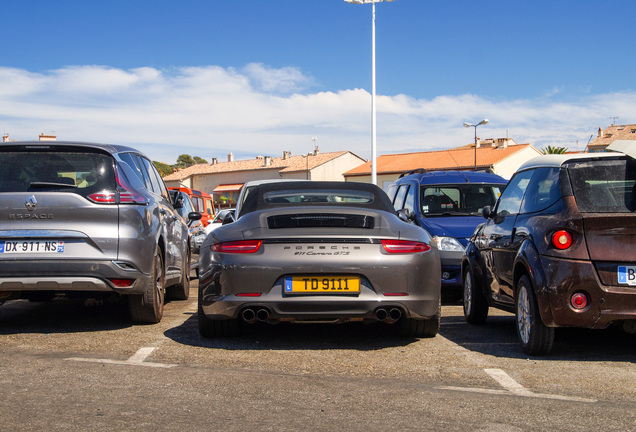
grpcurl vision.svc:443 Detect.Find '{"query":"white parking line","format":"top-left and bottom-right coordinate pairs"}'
top-left (66, 347), bottom-right (177, 368)
top-left (439, 368), bottom-right (597, 403)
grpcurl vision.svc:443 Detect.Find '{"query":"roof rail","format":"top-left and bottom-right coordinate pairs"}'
top-left (398, 168), bottom-right (427, 178)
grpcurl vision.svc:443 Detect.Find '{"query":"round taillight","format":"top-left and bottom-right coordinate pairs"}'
top-left (552, 230), bottom-right (573, 250)
top-left (571, 292), bottom-right (588, 310)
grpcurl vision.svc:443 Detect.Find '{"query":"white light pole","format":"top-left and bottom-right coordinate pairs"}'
top-left (345, 0), bottom-right (395, 185)
top-left (463, 119), bottom-right (489, 170)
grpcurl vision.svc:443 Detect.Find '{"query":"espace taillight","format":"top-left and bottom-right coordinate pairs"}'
top-left (381, 240), bottom-right (430, 254)
top-left (115, 166), bottom-right (148, 205)
top-left (211, 240), bottom-right (263, 254)
top-left (87, 166), bottom-right (148, 205)
top-left (552, 230), bottom-right (573, 250)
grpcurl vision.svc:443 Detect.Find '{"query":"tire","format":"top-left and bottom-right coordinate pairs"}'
top-left (463, 266), bottom-right (488, 324)
top-left (400, 299), bottom-right (440, 338)
top-left (167, 246), bottom-right (191, 301)
top-left (129, 248), bottom-right (165, 324)
top-left (197, 287), bottom-right (241, 338)
top-left (515, 275), bottom-right (555, 356)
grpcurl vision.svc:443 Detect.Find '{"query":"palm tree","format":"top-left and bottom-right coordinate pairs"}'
top-left (541, 145), bottom-right (568, 154)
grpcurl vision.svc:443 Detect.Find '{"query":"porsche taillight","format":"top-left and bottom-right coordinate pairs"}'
top-left (211, 240), bottom-right (263, 254)
top-left (381, 240), bottom-right (430, 254)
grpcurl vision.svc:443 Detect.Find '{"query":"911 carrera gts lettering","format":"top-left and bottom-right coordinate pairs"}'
top-left (295, 251), bottom-right (351, 256)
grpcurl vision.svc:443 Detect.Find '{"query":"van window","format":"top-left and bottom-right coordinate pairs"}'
top-left (119, 153), bottom-right (148, 187)
top-left (404, 185), bottom-right (416, 213)
top-left (392, 185), bottom-right (408, 211)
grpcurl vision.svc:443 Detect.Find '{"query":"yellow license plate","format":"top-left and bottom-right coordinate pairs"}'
top-left (284, 276), bottom-right (360, 294)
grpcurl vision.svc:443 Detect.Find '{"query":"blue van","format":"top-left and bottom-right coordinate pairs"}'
top-left (387, 170), bottom-right (507, 294)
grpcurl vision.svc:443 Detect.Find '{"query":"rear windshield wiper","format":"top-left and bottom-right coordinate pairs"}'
top-left (29, 181), bottom-right (78, 189)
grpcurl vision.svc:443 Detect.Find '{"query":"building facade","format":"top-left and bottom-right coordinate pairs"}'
top-left (587, 124), bottom-right (636, 153)
top-left (344, 140), bottom-right (542, 189)
top-left (163, 149), bottom-right (366, 206)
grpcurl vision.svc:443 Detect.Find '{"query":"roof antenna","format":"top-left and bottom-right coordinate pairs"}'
top-left (609, 116), bottom-right (619, 125)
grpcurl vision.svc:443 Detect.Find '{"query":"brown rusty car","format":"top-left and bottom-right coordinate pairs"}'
top-left (462, 142), bottom-right (636, 355)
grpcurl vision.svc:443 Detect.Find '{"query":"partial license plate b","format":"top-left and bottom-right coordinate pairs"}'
top-left (618, 266), bottom-right (636, 286)
top-left (284, 276), bottom-right (360, 294)
top-left (0, 240), bottom-right (65, 254)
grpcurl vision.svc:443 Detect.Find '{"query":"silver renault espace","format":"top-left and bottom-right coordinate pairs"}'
top-left (0, 141), bottom-right (190, 323)
top-left (198, 181), bottom-right (441, 338)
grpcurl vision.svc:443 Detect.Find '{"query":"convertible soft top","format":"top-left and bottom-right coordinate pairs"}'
top-left (238, 181), bottom-right (395, 218)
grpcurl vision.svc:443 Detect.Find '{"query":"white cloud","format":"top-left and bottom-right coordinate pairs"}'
top-left (0, 65), bottom-right (634, 163)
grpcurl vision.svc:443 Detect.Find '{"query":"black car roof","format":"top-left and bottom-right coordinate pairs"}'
top-left (238, 181), bottom-right (395, 218)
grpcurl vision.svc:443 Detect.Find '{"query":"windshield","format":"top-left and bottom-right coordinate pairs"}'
top-left (420, 184), bottom-right (504, 216)
top-left (567, 158), bottom-right (636, 213)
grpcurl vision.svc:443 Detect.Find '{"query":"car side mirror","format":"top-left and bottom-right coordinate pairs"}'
top-left (482, 205), bottom-right (493, 219)
top-left (397, 209), bottom-right (415, 223)
top-left (188, 211), bottom-right (202, 221)
top-left (222, 212), bottom-right (236, 225)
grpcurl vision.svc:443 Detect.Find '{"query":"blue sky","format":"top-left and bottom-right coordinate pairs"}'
top-left (2, 0), bottom-right (635, 164)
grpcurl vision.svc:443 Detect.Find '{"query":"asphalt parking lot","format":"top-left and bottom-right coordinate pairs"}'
top-left (1, 279), bottom-right (635, 431)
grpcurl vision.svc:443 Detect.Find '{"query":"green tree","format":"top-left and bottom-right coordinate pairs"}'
top-left (175, 154), bottom-right (207, 169)
top-left (153, 161), bottom-right (173, 177)
top-left (541, 146), bottom-right (568, 154)
top-left (175, 154), bottom-right (196, 169)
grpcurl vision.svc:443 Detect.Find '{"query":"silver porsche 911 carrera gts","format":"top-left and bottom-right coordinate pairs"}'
top-left (197, 181), bottom-right (441, 337)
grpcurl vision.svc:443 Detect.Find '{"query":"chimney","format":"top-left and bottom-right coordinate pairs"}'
top-left (475, 138), bottom-right (481, 148)
top-left (264, 156), bottom-right (271, 167)
top-left (598, 127), bottom-right (604, 138)
top-left (313, 145), bottom-right (320, 156)
top-left (283, 150), bottom-right (291, 160)
top-left (495, 138), bottom-right (509, 149)
top-left (211, 158), bottom-right (218, 165)
top-left (228, 152), bottom-right (234, 162)
top-left (2, 133), bottom-right (8, 142)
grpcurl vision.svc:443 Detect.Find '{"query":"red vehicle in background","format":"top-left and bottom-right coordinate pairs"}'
top-left (169, 187), bottom-right (216, 226)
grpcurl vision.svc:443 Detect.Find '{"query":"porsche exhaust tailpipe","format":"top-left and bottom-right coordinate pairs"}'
top-left (256, 308), bottom-right (270, 321)
top-left (389, 308), bottom-right (402, 322)
top-left (241, 308), bottom-right (257, 323)
top-left (375, 308), bottom-right (388, 321)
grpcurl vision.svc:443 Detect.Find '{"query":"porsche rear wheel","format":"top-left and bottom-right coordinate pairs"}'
top-left (197, 289), bottom-right (241, 337)
top-left (400, 299), bottom-right (440, 338)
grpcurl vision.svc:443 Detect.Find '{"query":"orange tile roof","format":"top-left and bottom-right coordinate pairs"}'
top-left (163, 151), bottom-right (356, 181)
top-left (344, 144), bottom-right (534, 176)
top-left (588, 124), bottom-right (636, 149)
